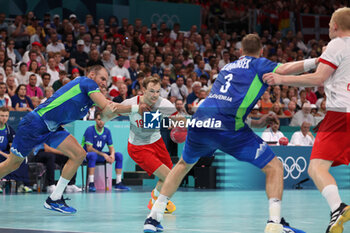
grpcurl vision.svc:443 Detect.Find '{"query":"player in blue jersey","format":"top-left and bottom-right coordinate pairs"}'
top-left (82, 111), bottom-right (130, 192)
top-left (0, 65), bottom-right (149, 214)
top-left (144, 34), bottom-right (316, 233)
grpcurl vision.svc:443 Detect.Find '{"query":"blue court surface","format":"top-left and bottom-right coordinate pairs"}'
top-left (1, 187), bottom-right (349, 233)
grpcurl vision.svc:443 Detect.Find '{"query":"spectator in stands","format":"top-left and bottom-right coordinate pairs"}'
top-left (70, 68), bottom-right (80, 79)
top-left (0, 82), bottom-right (12, 110)
top-left (16, 62), bottom-right (30, 85)
top-left (26, 74), bottom-right (43, 99)
top-left (41, 86), bottom-right (53, 104)
top-left (270, 102), bottom-right (285, 117)
top-left (69, 39), bottom-right (89, 75)
top-left (52, 71), bottom-right (68, 92)
top-left (113, 83), bottom-right (129, 103)
top-left (6, 38), bottom-right (22, 64)
top-left (195, 60), bottom-right (209, 79)
top-left (271, 85), bottom-right (283, 106)
top-left (290, 102), bottom-right (315, 126)
top-left (131, 72), bottom-right (145, 96)
top-left (261, 118), bottom-right (285, 144)
top-left (128, 58), bottom-right (138, 82)
top-left (6, 75), bottom-right (17, 97)
top-left (290, 121), bottom-right (314, 146)
top-left (101, 50), bottom-right (115, 73)
top-left (305, 87), bottom-right (317, 104)
top-left (188, 89), bottom-right (207, 114)
top-left (249, 104), bottom-right (261, 119)
top-left (47, 32), bottom-right (66, 58)
top-left (54, 53), bottom-right (65, 72)
top-left (31, 144), bottom-right (82, 193)
top-left (11, 84), bottom-right (34, 111)
top-left (87, 49), bottom-right (103, 67)
top-left (0, 13), bottom-right (8, 32)
top-left (0, 107), bottom-right (32, 193)
top-left (110, 57), bottom-right (131, 83)
top-left (218, 51), bottom-right (230, 70)
top-left (185, 77), bottom-right (194, 94)
top-left (39, 73), bottom-right (51, 95)
top-left (175, 99), bottom-right (188, 115)
top-left (284, 101), bottom-right (297, 117)
top-left (8, 15), bottom-right (30, 54)
top-left (297, 89), bottom-right (310, 109)
top-left (170, 76), bottom-right (188, 101)
top-left (159, 75), bottom-right (171, 98)
top-left (46, 57), bottom-right (59, 86)
top-left (83, 112), bottom-right (130, 191)
top-left (260, 90), bottom-right (273, 114)
top-left (199, 74), bottom-right (209, 91)
top-left (31, 96), bottom-right (40, 108)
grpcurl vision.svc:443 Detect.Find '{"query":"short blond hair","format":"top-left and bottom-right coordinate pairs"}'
top-left (143, 76), bottom-right (161, 89)
top-left (241, 34), bottom-right (262, 55)
top-left (331, 7), bottom-right (350, 31)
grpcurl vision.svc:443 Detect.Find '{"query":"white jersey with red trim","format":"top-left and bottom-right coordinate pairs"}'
top-left (121, 96), bottom-right (177, 145)
top-left (320, 37), bottom-right (350, 112)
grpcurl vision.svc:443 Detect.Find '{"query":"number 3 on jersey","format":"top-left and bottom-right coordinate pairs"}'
top-left (220, 74), bottom-right (233, 93)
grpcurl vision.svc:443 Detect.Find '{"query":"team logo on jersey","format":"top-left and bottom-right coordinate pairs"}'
top-left (143, 110), bottom-right (161, 129)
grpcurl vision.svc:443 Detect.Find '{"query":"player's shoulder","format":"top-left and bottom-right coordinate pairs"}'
top-left (328, 37), bottom-right (347, 48)
top-left (104, 126), bottom-right (111, 134)
top-left (123, 96), bottom-right (138, 105)
top-left (85, 125), bottom-right (95, 133)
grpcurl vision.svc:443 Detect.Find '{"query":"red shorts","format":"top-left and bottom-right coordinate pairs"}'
top-left (128, 138), bottom-right (173, 175)
top-left (311, 111), bottom-right (350, 166)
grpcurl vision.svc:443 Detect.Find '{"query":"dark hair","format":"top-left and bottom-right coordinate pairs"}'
top-left (0, 106), bottom-right (9, 112)
top-left (94, 111), bottom-right (101, 119)
top-left (15, 84), bottom-right (26, 96)
top-left (86, 65), bottom-right (105, 75)
top-left (41, 72), bottom-right (51, 79)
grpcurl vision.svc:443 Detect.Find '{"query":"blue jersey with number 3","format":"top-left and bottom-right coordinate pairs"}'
top-left (194, 56), bottom-right (279, 131)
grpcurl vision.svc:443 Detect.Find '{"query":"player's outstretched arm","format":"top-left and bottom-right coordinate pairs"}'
top-left (263, 62), bottom-right (335, 87)
top-left (274, 58), bottom-right (319, 75)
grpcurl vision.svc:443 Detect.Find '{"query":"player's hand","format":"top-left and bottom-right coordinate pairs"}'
top-left (262, 73), bottom-right (282, 85)
top-left (265, 113), bottom-right (279, 125)
top-left (138, 103), bottom-right (151, 115)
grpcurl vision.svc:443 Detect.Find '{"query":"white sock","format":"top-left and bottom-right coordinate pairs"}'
top-left (148, 194), bottom-right (169, 221)
top-left (50, 177), bottom-right (70, 201)
top-left (269, 198), bottom-right (281, 223)
top-left (322, 185), bottom-right (342, 212)
top-left (88, 175), bottom-right (94, 184)
top-left (116, 174), bottom-right (122, 184)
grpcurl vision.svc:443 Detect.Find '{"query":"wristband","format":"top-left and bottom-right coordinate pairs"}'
top-left (131, 105), bottom-right (139, 113)
top-left (303, 58), bottom-right (317, 72)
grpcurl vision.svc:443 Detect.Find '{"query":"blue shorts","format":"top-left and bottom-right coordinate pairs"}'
top-left (11, 112), bottom-right (70, 158)
top-left (182, 127), bottom-right (275, 169)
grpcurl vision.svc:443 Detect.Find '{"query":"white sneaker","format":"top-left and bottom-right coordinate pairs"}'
top-left (46, 185), bottom-right (56, 193)
top-left (66, 185), bottom-right (82, 193)
top-left (265, 222), bottom-right (283, 233)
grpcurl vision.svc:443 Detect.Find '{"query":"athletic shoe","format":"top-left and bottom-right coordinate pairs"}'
top-left (326, 202), bottom-right (350, 233)
top-left (88, 182), bottom-right (96, 192)
top-left (143, 217), bottom-right (164, 232)
top-left (114, 182), bottom-right (130, 191)
top-left (265, 221), bottom-right (283, 233)
top-left (281, 218), bottom-right (306, 233)
top-left (17, 185), bottom-right (32, 193)
top-left (44, 196), bottom-right (77, 214)
top-left (46, 185), bottom-right (56, 194)
top-left (147, 190), bottom-right (176, 214)
top-left (66, 185), bottom-right (82, 193)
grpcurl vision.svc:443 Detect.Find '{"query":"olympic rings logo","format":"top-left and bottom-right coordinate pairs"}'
top-left (277, 156), bottom-right (307, 180)
top-left (151, 13), bottom-right (180, 28)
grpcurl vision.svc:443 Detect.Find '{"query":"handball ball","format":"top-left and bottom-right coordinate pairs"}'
top-left (279, 137), bottom-right (289, 146)
top-left (170, 127), bottom-right (188, 143)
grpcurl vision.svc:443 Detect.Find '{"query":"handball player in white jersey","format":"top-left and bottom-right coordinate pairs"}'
top-left (264, 7), bottom-right (350, 233)
top-left (121, 76), bottom-right (184, 215)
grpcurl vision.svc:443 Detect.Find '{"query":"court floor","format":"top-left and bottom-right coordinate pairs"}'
top-left (1, 187), bottom-right (349, 233)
